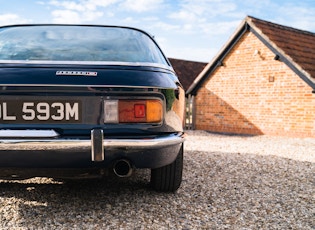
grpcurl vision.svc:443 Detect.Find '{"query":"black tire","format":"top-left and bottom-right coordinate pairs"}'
top-left (150, 144), bottom-right (183, 192)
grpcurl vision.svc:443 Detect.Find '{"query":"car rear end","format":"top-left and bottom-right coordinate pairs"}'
top-left (0, 25), bottom-right (185, 192)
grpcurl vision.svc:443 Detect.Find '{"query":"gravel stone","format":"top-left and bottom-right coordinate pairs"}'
top-left (0, 130), bottom-right (314, 229)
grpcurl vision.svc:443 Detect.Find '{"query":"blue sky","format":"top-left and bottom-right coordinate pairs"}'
top-left (1, 0), bottom-right (315, 62)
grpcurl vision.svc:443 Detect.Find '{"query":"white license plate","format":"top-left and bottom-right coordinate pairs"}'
top-left (0, 100), bottom-right (81, 123)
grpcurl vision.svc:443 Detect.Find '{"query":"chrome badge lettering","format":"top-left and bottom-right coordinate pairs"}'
top-left (56, 71), bottom-right (97, 76)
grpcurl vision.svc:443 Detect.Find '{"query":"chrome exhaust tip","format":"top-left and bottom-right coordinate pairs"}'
top-left (113, 160), bottom-right (133, 177)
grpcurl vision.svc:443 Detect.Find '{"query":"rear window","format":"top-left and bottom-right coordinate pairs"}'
top-left (0, 25), bottom-right (168, 65)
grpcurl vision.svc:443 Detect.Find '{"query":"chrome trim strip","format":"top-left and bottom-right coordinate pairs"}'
top-left (0, 60), bottom-right (173, 71)
top-left (0, 130), bottom-right (59, 138)
top-left (0, 84), bottom-right (175, 89)
top-left (104, 135), bottom-right (184, 149)
top-left (0, 134), bottom-right (185, 151)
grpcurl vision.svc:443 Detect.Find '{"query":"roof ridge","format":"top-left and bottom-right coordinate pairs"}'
top-left (168, 57), bottom-right (208, 64)
top-left (246, 15), bottom-right (315, 36)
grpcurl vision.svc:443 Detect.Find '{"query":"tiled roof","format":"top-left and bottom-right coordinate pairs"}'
top-left (248, 16), bottom-right (315, 80)
top-left (168, 58), bottom-right (207, 91)
top-left (187, 16), bottom-right (315, 95)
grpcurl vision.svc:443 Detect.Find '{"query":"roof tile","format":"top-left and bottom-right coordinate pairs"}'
top-left (169, 58), bottom-right (207, 91)
top-left (249, 16), bottom-right (315, 78)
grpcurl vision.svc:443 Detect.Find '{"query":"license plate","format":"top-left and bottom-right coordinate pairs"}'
top-left (0, 100), bottom-right (82, 124)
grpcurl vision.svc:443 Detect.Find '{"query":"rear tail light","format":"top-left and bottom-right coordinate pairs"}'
top-left (104, 99), bottom-right (163, 123)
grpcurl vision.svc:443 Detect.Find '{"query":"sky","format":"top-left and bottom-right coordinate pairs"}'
top-left (0, 0), bottom-right (314, 62)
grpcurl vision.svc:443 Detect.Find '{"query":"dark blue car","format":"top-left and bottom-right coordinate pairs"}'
top-left (0, 24), bottom-right (185, 192)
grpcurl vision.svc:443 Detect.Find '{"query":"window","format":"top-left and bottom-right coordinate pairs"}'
top-left (0, 25), bottom-right (168, 65)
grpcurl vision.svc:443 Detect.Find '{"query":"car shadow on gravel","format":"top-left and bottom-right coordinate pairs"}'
top-left (0, 169), bottom-right (154, 204)
top-left (0, 150), bottom-right (314, 229)
top-left (0, 169), bottom-right (181, 228)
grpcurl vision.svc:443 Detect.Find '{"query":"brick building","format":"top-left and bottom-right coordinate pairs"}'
top-left (187, 16), bottom-right (315, 137)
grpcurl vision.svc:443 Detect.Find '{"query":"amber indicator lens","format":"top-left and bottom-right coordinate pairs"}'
top-left (146, 100), bottom-right (163, 123)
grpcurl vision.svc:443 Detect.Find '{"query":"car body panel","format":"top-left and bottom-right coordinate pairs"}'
top-left (0, 65), bottom-right (178, 88)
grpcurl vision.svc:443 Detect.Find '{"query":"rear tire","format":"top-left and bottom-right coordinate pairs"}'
top-left (150, 144), bottom-right (183, 192)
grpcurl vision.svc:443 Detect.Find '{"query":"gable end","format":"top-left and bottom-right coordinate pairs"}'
top-left (187, 23), bottom-right (249, 95)
top-left (248, 24), bottom-right (315, 91)
top-left (188, 16), bottom-right (315, 95)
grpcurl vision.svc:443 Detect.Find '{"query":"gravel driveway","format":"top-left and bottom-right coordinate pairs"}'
top-left (0, 130), bottom-right (314, 229)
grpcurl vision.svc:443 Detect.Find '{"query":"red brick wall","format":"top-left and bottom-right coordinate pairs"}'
top-left (195, 31), bottom-right (315, 137)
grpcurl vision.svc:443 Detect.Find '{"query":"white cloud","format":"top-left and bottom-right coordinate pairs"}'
top-left (0, 14), bottom-right (30, 26)
top-left (151, 21), bottom-right (180, 31)
top-left (121, 0), bottom-right (164, 12)
top-left (51, 10), bottom-right (81, 23)
top-left (48, 0), bottom-right (120, 11)
top-left (200, 20), bottom-right (241, 35)
top-left (143, 17), bottom-right (160, 21)
top-left (169, 10), bottom-right (196, 22)
top-left (49, 0), bottom-right (168, 13)
top-left (51, 9), bottom-right (103, 23)
top-left (91, 0), bottom-right (121, 8)
top-left (83, 10), bottom-right (104, 22)
top-left (167, 0), bottom-right (240, 36)
top-left (49, 0), bottom-right (86, 11)
top-left (121, 17), bottom-right (139, 24)
top-left (276, 5), bottom-right (315, 32)
top-left (170, 0), bottom-right (237, 22)
top-left (47, 0), bottom-right (119, 23)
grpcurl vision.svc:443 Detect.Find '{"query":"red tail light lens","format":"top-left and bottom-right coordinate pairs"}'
top-left (104, 99), bottom-right (163, 123)
top-left (134, 104), bottom-right (146, 118)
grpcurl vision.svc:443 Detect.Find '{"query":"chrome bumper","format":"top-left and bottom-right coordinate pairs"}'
top-left (0, 129), bottom-right (185, 163)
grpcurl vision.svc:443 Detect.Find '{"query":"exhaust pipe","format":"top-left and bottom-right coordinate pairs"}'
top-left (113, 159), bottom-right (133, 177)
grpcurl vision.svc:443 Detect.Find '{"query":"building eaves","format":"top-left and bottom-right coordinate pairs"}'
top-left (187, 16), bottom-right (315, 95)
top-left (186, 18), bottom-right (249, 95)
